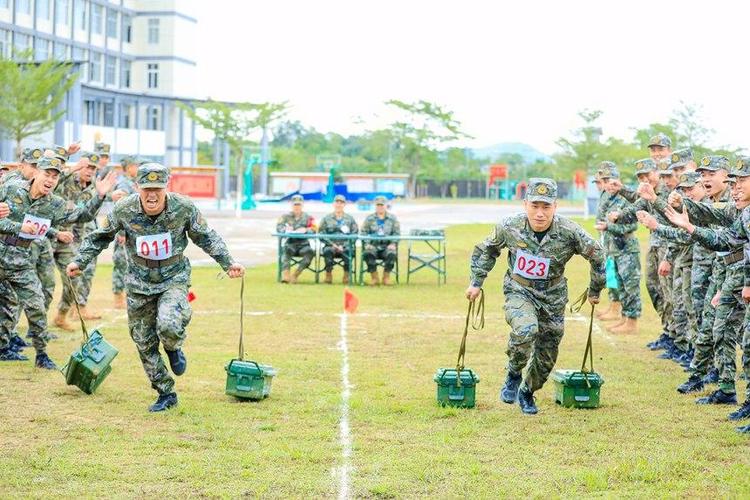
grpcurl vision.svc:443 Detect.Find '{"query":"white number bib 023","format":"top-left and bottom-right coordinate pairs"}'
top-left (136, 233), bottom-right (173, 261)
top-left (19, 214), bottom-right (52, 240)
top-left (513, 249), bottom-right (551, 280)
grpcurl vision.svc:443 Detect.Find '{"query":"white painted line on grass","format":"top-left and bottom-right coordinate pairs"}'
top-left (335, 313), bottom-right (353, 500)
top-left (567, 313), bottom-right (616, 346)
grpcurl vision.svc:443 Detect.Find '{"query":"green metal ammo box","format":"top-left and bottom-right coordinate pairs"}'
top-left (225, 359), bottom-right (277, 400)
top-left (434, 368), bottom-right (479, 408)
top-left (551, 369), bottom-right (604, 409)
top-left (62, 330), bottom-right (119, 395)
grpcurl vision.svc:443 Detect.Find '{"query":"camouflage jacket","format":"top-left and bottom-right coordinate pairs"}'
top-left (617, 183), bottom-right (671, 247)
top-left (54, 173), bottom-right (98, 241)
top-left (318, 212), bottom-right (358, 247)
top-left (603, 195), bottom-right (639, 256)
top-left (0, 181), bottom-right (103, 270)
top-left (360, 212), bottom-right (400, 249)
top-left (0, 170), bottom-right (25, 188)
top-left (688, 203), bottom-right (750, 286)
top-left (596, 190), bottom-right (615, 250)
top-left (74, 193), bottom-right (235, 295)
top-left (276, 212), bottom-right (316, 247)
top-left (469, 213), bottom-right (605, 299)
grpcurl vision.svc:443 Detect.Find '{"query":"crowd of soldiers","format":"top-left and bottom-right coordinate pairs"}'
top-left (0, 142), bottom-right (242, 412)
top-left (593, 133), bottom-right (750, 433)
top-left (276, 193), bottom-right (400, 286)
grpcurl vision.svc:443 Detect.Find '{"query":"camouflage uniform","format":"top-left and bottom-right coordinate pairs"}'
top-left (276, 196), bottom-right (315, 273)
top-left (73, 164), bottom-right (236, 396)
top-left (318, 208), bottom-right (358, 272)
top-left (361, 204), bottom-right (401, 274)
top-left (112, 172), bottom-right (137, 294)
top-left (469, 179), bottom-right (605, 393)
top-left (0, 158), bottom-right (103, 356)
top-left (595, 171), bottom-right (620, 303)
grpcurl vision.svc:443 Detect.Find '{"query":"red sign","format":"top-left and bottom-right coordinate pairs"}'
top-left (168, 173), bottom-right (217, 198)
top-left (488, 164), bottom-right (508, 184)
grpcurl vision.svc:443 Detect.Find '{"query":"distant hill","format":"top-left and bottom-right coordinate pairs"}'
top-left (471, 142), bottom-right (551, 164)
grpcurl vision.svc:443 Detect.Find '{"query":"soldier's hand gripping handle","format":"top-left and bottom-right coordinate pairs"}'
top-left (465, 286), bottom-right (481, 301)
top-left (66, 262), bottom-right (82, 278)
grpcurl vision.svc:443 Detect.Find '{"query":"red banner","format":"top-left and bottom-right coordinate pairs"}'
top-left (168, 173), bottom-right (217, 198)
top-left (488, 164), bottom-right (508, 184)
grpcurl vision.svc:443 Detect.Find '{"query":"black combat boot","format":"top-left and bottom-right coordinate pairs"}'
top-left (677, 374), bottom-right (704, 394)
top-left (166, 348), bottom-right (187, 376)
top-left (703, 368), bottom-right (719, 385)
top-left (518, 386), bottom-right (538, 415)
top-left (149, 392), bottom-right (178, 412)
top-left (728, 400), bottom-right (750, 421)
top-left (647, 332), bottom-right (669, 351)
top-left (0, 347), bottom-right (28, 361)
top-left (34, 352), bottom-right (57, 370)
top-left (499, 371), bottom-right (522, 404)
top-left (696, 389), bottom-right (737, 405)
top-left (9, 335), bottom-right (29, 351)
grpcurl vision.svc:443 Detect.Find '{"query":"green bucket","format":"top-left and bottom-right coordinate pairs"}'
top-left (225, 359), bottom-right (277, 400)
top-left (551, 369), bottom-right (604, 409)
top-left (62, 330), bottom-right (119, 395)
top-left (434, 368), bottom-right (480, 408)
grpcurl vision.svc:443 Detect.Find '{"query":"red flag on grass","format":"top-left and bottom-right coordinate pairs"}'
top-left (344, 288), bottom-right (359, 314)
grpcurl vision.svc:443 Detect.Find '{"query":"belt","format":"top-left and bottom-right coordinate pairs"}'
top-left (511, 273), bottom-right (563, 290)
top-left (132, 253), bottom-right (182, 269)
top-left (0, 234), bottom-right (32, 248)
top-left (723, 250), bottom-right (744, 265)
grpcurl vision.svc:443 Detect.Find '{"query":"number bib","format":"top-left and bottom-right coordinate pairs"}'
top-left (19, 214), bottom-right (51, 240)
top-left (136, 233), bottom-right (173, 261)
top-left (513, 249), bottom-right (550, 280)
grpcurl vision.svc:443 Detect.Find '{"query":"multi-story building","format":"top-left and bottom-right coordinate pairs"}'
top-left (0, 0), bottom-right (199, 165)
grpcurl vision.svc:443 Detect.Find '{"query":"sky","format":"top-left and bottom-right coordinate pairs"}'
top-left (191, 0), bottom-right (749, 155)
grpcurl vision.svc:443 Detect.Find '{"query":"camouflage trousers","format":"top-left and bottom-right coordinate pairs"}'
top-left (690, 272), bottom-right (720, 376)
top-left (363, 245), bottom-right (397, 273)
top-left (0, 265), bottom-right (49, 354)
top-left (80, 255), bottom-right (97, 304)
top-left (691, 259), bottom-right (713, 335)
top-left (127, 286), bottom-right (192, 395)
top-left (53, 244), bottom-right (88, 312)
top-left (281, 242), bottom-right (314, 272)
top-left (712, 263), bottom-right (745, 394)
top-left (612, 252), bottom-right (641, 319)
top-left (671, 257), bottom-right (695, 352)
top-left (644, 246), bottom-right (664, 319)
top-left (657, 247), bottom-right (676, 338)
top-left (503, 281), bottom-right (566, 393)
top-left (112, 239), bottom-right (127, 294)
top-left (741, 307), bottom-right (750, 400)
top-left (321, 244), bottom-right (354, 272)
top-left (31, 239), bottom-right (55, 310)
top-left (0, 280), bottom-right (20, 341)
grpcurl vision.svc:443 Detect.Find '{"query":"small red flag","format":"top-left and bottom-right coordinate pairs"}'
top-left (187, 290), bottom-right (196, 302)
top-left (344, 288), bottom-right (359, 314)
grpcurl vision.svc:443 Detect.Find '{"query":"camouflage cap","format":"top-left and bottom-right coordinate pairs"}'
top-left (374, 195), bottom-right (388, 205)
top-left (37, 157), bottom-right (64, 172)
top-left (696, 155), bottom-right (731, 172)
top-left (677, 171), bottom-right (701, 188)
top-left (634, 158), bottom-right (657, 175)
top-left (729, 156), bottom-right (750, 178)
top-left (120, 155), bottom-right (137, 167)
top-left (598, 164), bottom-right (620, 180)
top-left (95, 142), bottom-right (111, 156)
top-left (526, 177), bottom-right (557, 204)
top-left (657, 158), bottom-right (673, 176)
top-left (648, 133), bottom-right (672, 148)
top-left (21, 147), bottom-right (44, 164)
top-left (290, 194), bottom-right (304, 204)
top-left (136, 163), bottom-right (170, 188)
top-left (333, 194), bottom-right (346, 202)
top-left (669, 148), bottom-right (693, 169)
top-left (79, 151), bottom-right (100, 167)
top-left (44, 145), bottom-right (69, 161)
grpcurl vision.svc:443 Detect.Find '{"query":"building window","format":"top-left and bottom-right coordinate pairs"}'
top-left (147, 63), bottom-right (158, 89)
top-left (17, 0), bottom-right (31, 15)
top-left (84, 99), bottom-right (101, 125)
top-left (103, 101), bottom-right (114, 126)
top-left (34, 38), bottom-right (50, 60)
top-left (55, 0), bottom-right (69, 25)
top-left (13, 33), bottom-right (31, 54)
top-left (146, 106), bottom-right (161, 130)
top-left (91, 3), bottom-right (102, 34)
top-left (106, 8), bottom-right (117, 38)
top-left (119, 103), bottom-right (132, 128)
top-left (147, 18), bottom-right (159, 44)
top-left (73, 0), bottom-right (85, 30)
top-left (0, 30), bottom-right (9, 58)
top-left (89, 52), bottom-right (102, 82)
top-left (36, 0), bottom-right (50, 20)
top-left (73, 46), bottom-right (87, 78)
top-left (0, 0), bottom-right (8, 9)
top-left (122, 14), bottom-right (131, 43)
top-left (120, 59), bottom-right (130, 88)
top-left (105, 55), bottom-right (116, 85)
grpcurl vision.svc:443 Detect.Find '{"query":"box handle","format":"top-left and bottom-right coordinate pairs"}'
top-left (574, 395), bottom-right (590, 402)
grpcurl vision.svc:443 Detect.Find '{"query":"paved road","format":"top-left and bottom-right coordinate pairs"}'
top-left (94, 200), bottom-right (584, 267)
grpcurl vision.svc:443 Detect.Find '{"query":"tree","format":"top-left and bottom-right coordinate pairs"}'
top-left (0, 51), bottom-right (78, 156)
top-left (554, 109), bottom-right (607, 179)
top-left (669, 101), bottom-right (714, 149)
top-left (385, 99), bottom-right (472, 196)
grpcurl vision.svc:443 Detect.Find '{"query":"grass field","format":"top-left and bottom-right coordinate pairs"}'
top-left (2, 220), bottom-right (750, 497)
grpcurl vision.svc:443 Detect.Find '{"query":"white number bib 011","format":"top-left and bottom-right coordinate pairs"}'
top-left (513, 249), bottom-right (551, 280)
top-left (135, 233), bottom-right (173, 261)
top-left (19, 214), bottom-right (52, 240)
